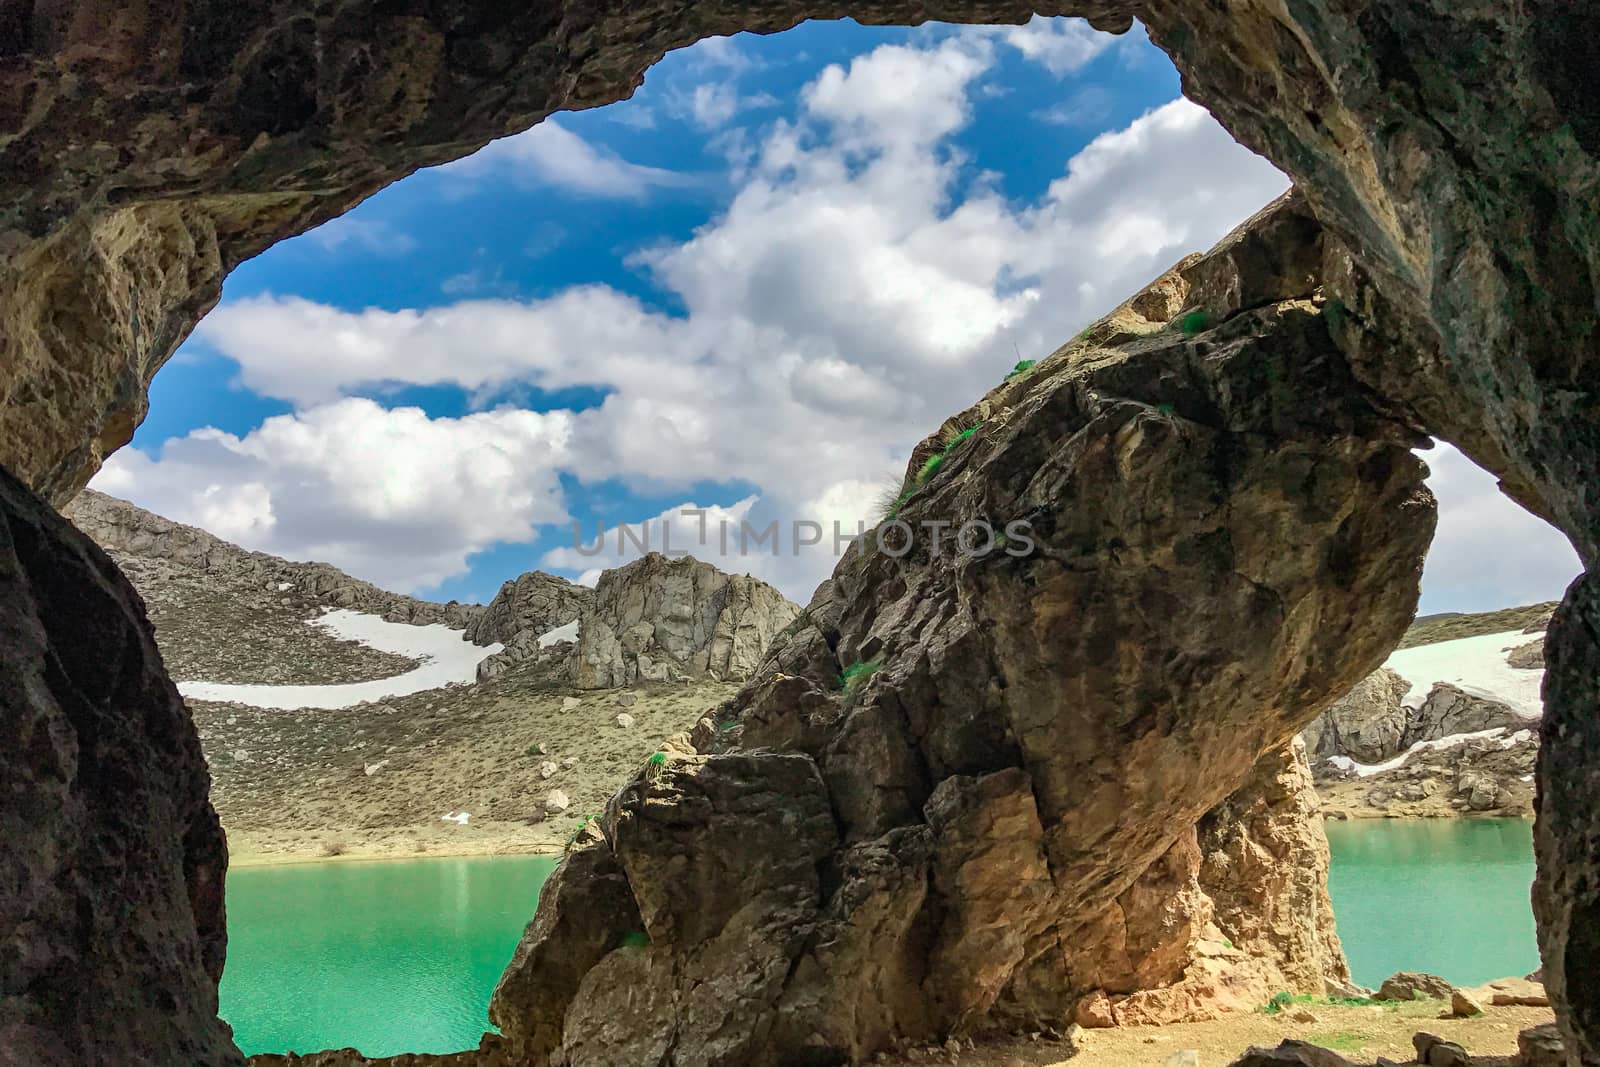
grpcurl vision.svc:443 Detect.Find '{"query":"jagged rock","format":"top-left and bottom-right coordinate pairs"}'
top-left (249, 1040), bottom-right (510, 1066)
top-left (0, 466), bottom-right (241, 1065)
top-left (543, 790), bottom-right (570, 816)
top-left (1415, 1034), bottom-right (1471, 1067)
top-left (1472, 976), bottom-right (1550, 1009)
top-left (1403, 685), bottom-right (1527, 749)
top-left (1506, 639), bottom-right (1545, 671)
top-left (1303, 668), bottom-right (1413, 763)
top-left (1379, 972), bottom-right (1456, 1002)
top-left (64, 490), bottom-right (479, 628)
top-left (571, 553), bottom-right (799, 690)
top-left (464, 572), bottom-right (593, 679)
top-left (495, 194), bottom-right (1435, 1060)
top-left (1515, 1024), bottom-right (1566, 1067)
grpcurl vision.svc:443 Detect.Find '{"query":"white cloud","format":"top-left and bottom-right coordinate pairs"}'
top-left (93, 399), bottom-right (572, 594)
top-left (1417, 442), bottom-right (1581, 615)
top-left (133, 30), bottom-right (1296, 604)
top-left (986, 16), bottom-right (1114, 75)
top-left (436, 119), bottom-right (692, 200)
top-left (302, 217), bottom-right (417, 257)
top-left (670, 82), bottom-right (780, 130)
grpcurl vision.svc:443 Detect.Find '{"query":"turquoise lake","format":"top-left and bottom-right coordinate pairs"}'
top-left (221, 819), bottom-right (1539, 1058)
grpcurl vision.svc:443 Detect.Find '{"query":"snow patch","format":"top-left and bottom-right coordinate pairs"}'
top-left (539, 618), bottom-right (581, 648)
top-left (440, 811), bottom-right (471, 825)
top-left (1326, 725), bottom-right (1537, 778)
top-left (176, 609), bottom-right (501, 710)
top-left (1383, 629), bottom-right (1544, 718)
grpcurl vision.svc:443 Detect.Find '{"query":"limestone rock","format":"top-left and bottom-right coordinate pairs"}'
top-left (1379, 972), bottom-right (1456, 1002)
top-left (0, 466), bottom-right (241, 1065)
top-left (1451, 989), bottom-right (1485, 1017)
top-left (1472, 976), bottom-right (1550, 1008)
top-left (1302, 668), bottom-right (1412, 763)
top-left (615, 713), bottom-right (636, 729)
top-left (543, 790), bottom-right (570, 816)
top-left (494, 194), bottom-right (1435, 1059)
top-left (1415, 1033), bottom-right (1470, 1067)
top-left (570, 553), bottom-right (799, 690)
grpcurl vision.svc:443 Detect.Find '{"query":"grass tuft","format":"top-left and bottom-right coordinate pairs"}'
top-left (1177, 310), bottom-right (1213, 337)
top-left (1005, 359), bottom-right (1037, 381)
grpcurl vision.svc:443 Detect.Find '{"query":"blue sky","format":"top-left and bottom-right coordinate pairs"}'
top-left (98, 17), bottom-right (1580, 614)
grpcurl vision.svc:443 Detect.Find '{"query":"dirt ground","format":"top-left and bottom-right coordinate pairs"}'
top-left (877, 999), bottom-right (1553, 1067)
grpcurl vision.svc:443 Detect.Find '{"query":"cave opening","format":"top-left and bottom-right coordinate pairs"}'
top-left (5, 3), bottom-right (1599, 1066)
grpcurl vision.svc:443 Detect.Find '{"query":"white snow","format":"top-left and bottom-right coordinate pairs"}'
top-left (1327, 725), bottom-right (1538, 778)
top-left (538, 618), bottom-right (581, 648)
top-left (176, 609), bottom-right (501, 710)
top-left (1382, 629), bottom-right (1544, 719)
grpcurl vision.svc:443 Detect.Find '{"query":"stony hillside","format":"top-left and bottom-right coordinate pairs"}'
top-left (66, 491), bottom-right (795, 861)
top-left (1304, 606), bottom-right (1548, 819)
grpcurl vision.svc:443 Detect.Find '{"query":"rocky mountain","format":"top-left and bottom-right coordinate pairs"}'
top-left (1302, 609), bottom-right (1547, 819)
top-left (571, 553), bottom-right (801, 689)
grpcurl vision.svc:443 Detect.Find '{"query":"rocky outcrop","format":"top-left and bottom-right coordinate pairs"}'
top-left (0, 466), bottom-right (241, 1065)
top-left (485, 195), bottom-right (1436, 1063)
top-left (570, 553), bottom-right (799, 690)
top-left (464, 571), bottom-right (594, 679)
top-left (1402, 685), bottom-right (1528, 750)
top-left (65, 490), bottom-right (479, 628)
top-left (1302, 669), bottom-right (1412, 764)
top-left (465, 571), bottom-right (592, 648)
top-left (1507, 639), bottom-right (1545, 670)
top-left (1534, 573), bottom-right (1600, 1067)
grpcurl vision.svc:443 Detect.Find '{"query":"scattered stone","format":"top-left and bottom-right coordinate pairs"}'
top-left (1427, 1040), bottom-right (1470, 1067)
top-left (1379, 971), bottom-right (1456, 1001)
top-left (362, 760), bottom-right (388, 777)
top-left (1450, 989), bottom-right (1485, 1017)
top-left (561, 757), bottom-right (578, 769)
top-left (615, 692), bottom-right (638, 707)
top-left (1291, 1009), bottom-right (1321, 1024)
top-left (539, 761), bottom-right (559, 779)
top-left (562, 696), bottom-right (582, 711)
top-left (1473, 976), bottom-right (1550, 1007)
top-left (544, 790), bottom-right (570, 815)
top-left (615, 713), bottom-right (636, 729)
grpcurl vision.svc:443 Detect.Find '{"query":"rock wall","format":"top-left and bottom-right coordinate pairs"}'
top-left (484, 195), bottom-right (1435, 1064)
top-left (0, 466), bottom-right (241, 1066)
top-left (571, 553), bottom-right (800, 690)
top-left (1302, 669), bottom-right (1413, 764)
top-left (64, 489), bottom-right (479, 628)
top-left (465, 571), bottom-right (595, 679)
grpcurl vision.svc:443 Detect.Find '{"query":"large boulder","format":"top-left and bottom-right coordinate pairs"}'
top-left (1302, 668), bottom-right (1412, 763)
top-left (464, 571), bottom-right (593, 649)
top-left (570, 553), bottom-right (799, 689)
top-left (490, 194), bottom-right (1436, 1061)
top-left (0, 466), bottom-right (241, 1065)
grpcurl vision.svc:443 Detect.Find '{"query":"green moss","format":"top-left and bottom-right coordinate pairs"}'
top-left (1177, 310), bottom-right (1213, 337)
top-left (839, 658), bottom-right (883, 696)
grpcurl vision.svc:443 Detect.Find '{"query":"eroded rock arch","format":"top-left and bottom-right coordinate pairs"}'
top-left (2, 3), bottom-right (1596, 1065)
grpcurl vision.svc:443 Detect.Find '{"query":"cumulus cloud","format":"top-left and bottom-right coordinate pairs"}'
top-left (95, 399), bottom-right (572, 594)
top-left (118, 27), bottom-right (1299, 603)
top-left (1417, 442), bottom-right (1581, 615)
top-left (435, 119), bottom-right (692, 200)
top-left (986, 16), bottom-right (1114, 75)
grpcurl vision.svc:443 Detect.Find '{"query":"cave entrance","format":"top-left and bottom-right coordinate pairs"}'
top-left (1309, 442), bottom-right (1579, 994)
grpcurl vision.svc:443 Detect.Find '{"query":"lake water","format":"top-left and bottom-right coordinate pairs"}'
top-left (220, 820), bottom-right (1539, 1057)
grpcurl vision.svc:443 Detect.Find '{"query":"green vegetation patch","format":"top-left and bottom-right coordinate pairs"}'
top-left (839, 658), bottom-right (883, 696)
top-left (619, 931), bottom-right (650, 949)
top-left (1261, 991), bottom-right (1316, 1015)
top-left (1005, 359), bottom-right (1037, 381)
top-left (1308, 1032), bottom-right (1370, 1053)
top-left (1177, 310), bottom-right (1213, 337)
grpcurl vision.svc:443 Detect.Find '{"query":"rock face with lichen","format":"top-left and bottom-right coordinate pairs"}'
top-left (484, 195), bottom-right (1435, 1064)
top-left (0, 466), bottom-right (241, 1066)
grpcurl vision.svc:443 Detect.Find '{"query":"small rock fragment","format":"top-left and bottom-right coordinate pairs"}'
top-left (539, 760), bottom-right (558, 779)
top-left (1450, 989), bottom-right (1484, 1017)
top-left (544, 789), bottom-right (570, 815)
top-left (616, 712), bottom-right (636, 728)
